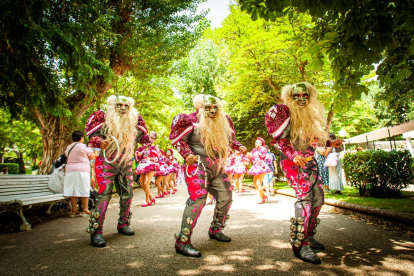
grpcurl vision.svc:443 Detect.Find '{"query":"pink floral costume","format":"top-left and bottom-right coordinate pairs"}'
top-left (166, 155), bottom-right (179, 174)
top-left (248, 146), bottom-right (271, 175)
top-left (231, 154), bottom-right (249, 175)
top-left (135, 145), bottom-right (159, 175)
top-left (169, 110), bottom-right (244, 250)
top-left (265, 104), bottom-right (329, 250)
top-left (85, 110), bottom-right (154, 236)
top-left (155, 151), bottom-right (170, 177)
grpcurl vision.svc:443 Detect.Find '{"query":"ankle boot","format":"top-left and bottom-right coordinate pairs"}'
top-left (292, 245), bottom-right (321, 264)
top-left (91, 234), bottom-right (106, 247)
top-left (117, 224), bottom-right (135, 235)
top-left (175, 241), bottom-right (201, 258)
top-left (208, 228), bottom-right (231, 242)
top-left (307, 236), bottom-right (325, 250)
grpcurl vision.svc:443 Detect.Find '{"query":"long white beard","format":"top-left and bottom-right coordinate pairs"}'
top-left (284, 99), bottom-right (327, 150)
top-left (103, 107), bottom-right (139, 164)
top-left (197, 109), bottom-right (232, 170)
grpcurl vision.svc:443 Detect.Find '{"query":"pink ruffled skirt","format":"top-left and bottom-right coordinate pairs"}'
top-left (248, 160), bottom-right (271, 175)
top-left (232, 165), bottom-right (247, 175)
top-left (135, 162), bottom-right (159, 175)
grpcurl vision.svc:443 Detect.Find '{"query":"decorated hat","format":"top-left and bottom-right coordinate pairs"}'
top-left (256, 137), bottom-right (265, 146)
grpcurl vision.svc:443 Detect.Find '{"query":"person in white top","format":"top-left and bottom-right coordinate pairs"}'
top-left (64, 131), bottom-right (96, 217)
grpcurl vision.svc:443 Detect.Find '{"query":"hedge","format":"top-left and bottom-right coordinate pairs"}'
top-left (0, 163), bottom-right (19, 174)
top-left (342, 149), bottom-right (413, 198)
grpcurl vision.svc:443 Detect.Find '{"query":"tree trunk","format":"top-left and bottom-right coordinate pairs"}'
top-left (326, 103), bottom-right (334, 132)
top-left (35, 111), bottom-right (72, 175)
top-left (0, 148), bottom-right (4, 163)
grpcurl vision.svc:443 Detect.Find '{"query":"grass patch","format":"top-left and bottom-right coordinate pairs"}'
top-left (243, 180), bottom-right (414, 215)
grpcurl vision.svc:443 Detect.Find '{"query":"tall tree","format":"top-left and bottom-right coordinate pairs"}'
top-left (0, 0), bottom-right (207, 173)
top-left (239, 0), bottom-right (414, 110)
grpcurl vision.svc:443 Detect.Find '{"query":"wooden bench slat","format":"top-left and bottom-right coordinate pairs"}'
top-left (0, 180), bottom-right (49, 184)
top-left (0, 184), bottom-right (48, 189)
top-left (0, 186), bottom-right (50, 192)
top-left (0, 187), bottom-right (50, 196)
top-left (0, 175), bottom-right (50, 178)
top-left (0, 192), bottom-right (59, 201)
top-left (21, 195), bottom-right (65, 205)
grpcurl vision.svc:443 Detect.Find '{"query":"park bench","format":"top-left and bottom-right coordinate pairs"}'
top-left (0, 175), bottom-right (66, 231)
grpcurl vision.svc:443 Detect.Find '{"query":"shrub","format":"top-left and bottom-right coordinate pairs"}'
top-left (0, 163), bottom-right (19, 174)
top-left (342, 149), bottom-right (413, 198)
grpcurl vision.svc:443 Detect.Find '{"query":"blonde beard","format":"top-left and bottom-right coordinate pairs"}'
top-left (284, 98), bottom-right (328, 150)
top-left (103, 107), bottom-right (139, 165)
top-left (197, 108), bottom-right (232, 170)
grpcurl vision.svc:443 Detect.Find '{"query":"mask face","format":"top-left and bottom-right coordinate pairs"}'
top-left (255, 140), bottom-right (262, 147)
top-left (292, 83), bottom-right (310, 108)
top-left (203, 95), bottom-right (219, 118)
top-left (115, 96), bottom-right (130, 115)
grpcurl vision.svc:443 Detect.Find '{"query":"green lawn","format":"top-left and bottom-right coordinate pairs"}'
top-left (244, 180), bottom-right (414, 215)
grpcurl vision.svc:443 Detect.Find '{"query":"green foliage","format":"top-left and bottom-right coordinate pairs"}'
top-left (171, 39), bottom-right (226, 109)
top-left (239, 0), bottom-right (414, 108)
top-left (0, 163), bottom-right (19, 174)
top-left (342, 150), bottom-right (413, 198)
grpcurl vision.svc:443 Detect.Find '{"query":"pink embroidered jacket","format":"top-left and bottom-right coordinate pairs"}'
top-left (169, 111), bottom-right (243, 159)
top-left (85, 110), bottom-right (153, 149)
top-left (265, 104), bottom-right (331, 160)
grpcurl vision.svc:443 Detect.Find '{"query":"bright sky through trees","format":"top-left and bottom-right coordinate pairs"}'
top-left (197, 0), bottom-right (232, 29)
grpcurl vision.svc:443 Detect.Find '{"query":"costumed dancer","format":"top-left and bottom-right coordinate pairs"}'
top-left (164, 149), bottom-right (178, 194)
top-left (85, 95), bottom-right (156, 247)
top-left (135, 144), bottom-right (160, 207)
top-left (265, 82), bottom-right (343, 264)
top-left (231, 150), bottom-right (249, 196)
top-left (154, 149), bottom-right (169, 198)
top-left (167, 149), bottom-right (179, 189)
top-left (248, 137), bottom-right (271, 203)
top-left (169, 94), bottom-right (246, 258)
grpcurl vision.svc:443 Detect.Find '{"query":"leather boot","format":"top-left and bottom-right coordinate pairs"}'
top-left (117, 224), bottom-right (135, 235)
top-left (308, 236), bottom-right (325, 250)
top-left (208, 228), bottom-right (231, 242)
top-left (175, 242), bottom-right (202, 258)
top-left (91, 234), bottom-right (106, 247)
top-left (293, 245), bottom-right (321, 264)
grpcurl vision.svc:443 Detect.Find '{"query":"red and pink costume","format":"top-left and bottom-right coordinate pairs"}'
top-left (85, 110), bottom-right (153, 237)
top-left (248, 146), bottom-right (271, 175)
top-left (265, 104), bottom-right (326, 250)
top-left (135, 145), bottom-right (159, 175)
top-left (231, 154), bottom-right (249, 175)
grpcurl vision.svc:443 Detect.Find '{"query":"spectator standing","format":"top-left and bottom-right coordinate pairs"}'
top-left (64, 131), bottom-right (96, 217)
top-left (327, 134), bottom-right (344, 194)
top-left (263, 145), bottom-right (277, 196)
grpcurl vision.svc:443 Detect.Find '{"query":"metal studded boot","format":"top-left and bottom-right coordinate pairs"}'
top-left (208, 227), bottom-right (231, 242)
top-left (91, 233), bottom-right (106, 247)
top-left (117, 211), bottom-right (134, 235)
top-left (174, 232), bottom-right (201, 258)
top-left (292, 244), bottom-right (321, 264)
top-left (87, 211), bottom-right (106, 247)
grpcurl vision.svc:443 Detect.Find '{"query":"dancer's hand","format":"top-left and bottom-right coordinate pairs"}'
top-left (293, 155), bottom-right (307, 167)
top-left (239, 146), bottom-right (247, 155)
top-left (185, 154), bottom-right (198, 166)
top-left (100, 140), bottom-right (110, 150)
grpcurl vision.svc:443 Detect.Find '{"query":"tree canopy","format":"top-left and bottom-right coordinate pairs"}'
top-left (239, 0), bottom-right (414, 110)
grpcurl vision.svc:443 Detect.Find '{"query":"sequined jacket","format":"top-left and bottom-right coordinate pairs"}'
top-left (169, 111), bottom-right (243, 159)
top-left (265, 104), bottom-right (331, 160)
top-left (85, 110), bottom-right (153, 149)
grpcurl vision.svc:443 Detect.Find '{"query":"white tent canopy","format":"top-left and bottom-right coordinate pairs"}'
top-left (344, 119), bottom-right (414, 144)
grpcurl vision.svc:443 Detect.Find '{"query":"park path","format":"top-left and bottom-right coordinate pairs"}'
top-left (0, 185), bottom-right (413, 275)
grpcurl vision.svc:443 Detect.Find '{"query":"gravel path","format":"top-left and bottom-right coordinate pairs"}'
top-left (1, 185), bottom-right (413, 275)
